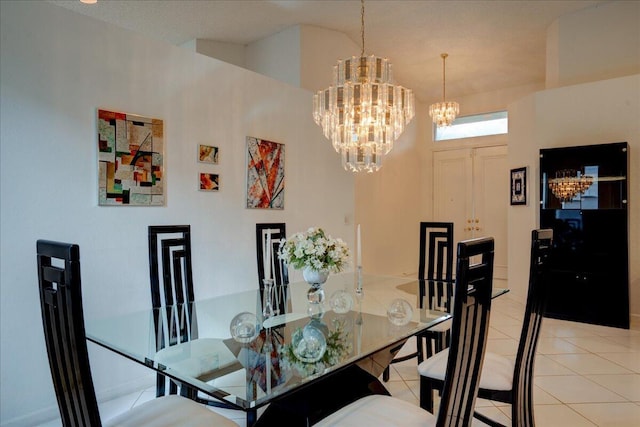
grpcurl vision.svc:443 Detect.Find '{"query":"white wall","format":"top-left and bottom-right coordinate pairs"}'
top-left (245, 25), bottom-right (302, 88)
top-left (356, 102), bottom-right (425, 277)
top-left (0, 1), bottom-right (354, 425)
top-left (186, 25), bottom-right (360, 94)
top-left (181, 38), bottom-right (247, 69)
top-left (300, 25), bottom-right (361, 92)
top-left (546, 0), bottom-right (640, 88)
top-left (508, 75), bottom-right (640, 312)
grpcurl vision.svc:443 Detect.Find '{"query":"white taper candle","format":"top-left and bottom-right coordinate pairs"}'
top-left (264, 232), bottom-right (272, 281)
top-left (357, 224), bottom-right (362, 268)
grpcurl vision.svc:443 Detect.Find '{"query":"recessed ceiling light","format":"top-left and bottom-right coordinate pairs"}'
top-left (80, 0), bottom-right (97, 4)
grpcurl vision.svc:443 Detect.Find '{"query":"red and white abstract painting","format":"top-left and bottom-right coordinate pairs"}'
top-left (246, 136), bottom-right (284, 209)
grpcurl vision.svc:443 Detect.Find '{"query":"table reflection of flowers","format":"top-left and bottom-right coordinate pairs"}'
top-left (279, 318), bottom-right (352, 378)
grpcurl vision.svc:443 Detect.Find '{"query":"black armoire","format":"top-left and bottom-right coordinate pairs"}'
top-left (539, 142), bottom-right (629, 329)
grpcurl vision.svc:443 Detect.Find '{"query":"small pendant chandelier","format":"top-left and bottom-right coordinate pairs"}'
top-left (312, 0), bottom-right (415, 173)
top-left (429, 53), bottom-right (459, 127)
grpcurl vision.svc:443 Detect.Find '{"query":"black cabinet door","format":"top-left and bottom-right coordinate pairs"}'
top-left (540, 142), bottom-right (629, 329)
top-left (545, 269), bottom-right (629, 328)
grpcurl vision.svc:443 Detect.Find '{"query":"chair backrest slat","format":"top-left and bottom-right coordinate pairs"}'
top-left (37, 240), bottom-right (102, 427)
top-left (256, 223), bottom-right (288, 285)
top-left (256, 223), bottom-right (289, 315)
top-left (419, 222), bottom-right (454, 282)
top-left (418, 222), bottom-right (454, 312)
top-left (512, 228), bottom-right (553, 427)
top-left (148, 225), bottom-right (196, 349)
top-left (437, 236), bottom-right (494, 427)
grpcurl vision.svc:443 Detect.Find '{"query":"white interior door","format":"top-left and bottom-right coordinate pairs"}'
top-left (433, 149), bottom-right (473, 251)
top-left (472, 146), bottom-right (508, 279)
top-left (433, 145), bottom-right (508, 279)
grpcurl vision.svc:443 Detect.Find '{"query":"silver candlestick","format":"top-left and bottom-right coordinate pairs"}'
top-left (356, 265), bottom-right (364, 298)
top-left (262, 278), bottom-right (275, 319)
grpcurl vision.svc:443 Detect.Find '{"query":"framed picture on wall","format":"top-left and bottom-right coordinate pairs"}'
top-left (510, 167), bottom-right (527, 205)
top-left (246, 136), bottom-right (284, 209)
top-left (97, 108), bottom-right (164, 206)
top-left (198, 144), bottom-right (219, 164)
top-left (199, 173), bottom-right (219, 191)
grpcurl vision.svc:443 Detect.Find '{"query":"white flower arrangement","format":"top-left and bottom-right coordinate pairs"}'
top-left (278, 227), bottom-right (350, 273)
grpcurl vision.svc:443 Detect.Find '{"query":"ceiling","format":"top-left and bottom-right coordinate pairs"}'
top-left (49, 0), bottom-right (609, 103)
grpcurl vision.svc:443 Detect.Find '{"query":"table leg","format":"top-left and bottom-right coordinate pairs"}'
top-left (246, 409), bottom-right (257, 427)
top-left (251, 365), bottom-right (389, 426)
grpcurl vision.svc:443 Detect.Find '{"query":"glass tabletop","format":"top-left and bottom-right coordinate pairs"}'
top-left (85, 273), bottom-right (507, 411)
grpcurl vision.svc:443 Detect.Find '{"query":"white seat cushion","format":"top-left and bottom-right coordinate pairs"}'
top-left (418, 350), bottom-right (514, 391)
top-left (314, 395), bottom-right (436, 427)
top-left (154, 338), bottom-right (237, 378)
top-left (104, 395), bottom-right (237, 427)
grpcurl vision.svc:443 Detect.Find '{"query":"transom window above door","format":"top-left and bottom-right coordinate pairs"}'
top-left (434, 111), bottom-right (508, 141)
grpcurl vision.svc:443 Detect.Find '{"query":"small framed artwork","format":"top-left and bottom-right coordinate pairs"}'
top-left (199, 173), bottom-right (219, 192)
top-left (246, 136), bottom-right (285, 209)
top-left (510, 167), bottom-right (527, 205)
top-left (198, 144), bottom-right (219, 164)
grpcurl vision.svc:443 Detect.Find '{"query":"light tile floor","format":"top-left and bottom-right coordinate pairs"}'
top-left (38, 295), bottom-right (640, 427)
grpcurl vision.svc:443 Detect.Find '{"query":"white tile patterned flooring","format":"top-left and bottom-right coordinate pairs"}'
top-left (38, 294), bottom-right (640, 427)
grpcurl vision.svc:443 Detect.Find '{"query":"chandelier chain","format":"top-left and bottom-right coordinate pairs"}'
top-left (360, 0), bottom-right (365, 57)
top-left (441, 53), bottom-right (447, 101)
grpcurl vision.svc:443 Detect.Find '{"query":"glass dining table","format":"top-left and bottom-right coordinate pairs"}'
top-left (85, 272), bottom-right (508, 426)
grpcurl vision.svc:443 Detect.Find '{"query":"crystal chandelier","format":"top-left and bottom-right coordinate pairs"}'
top-left (429, 53), bottom-right (459, 127)
top-left (548, 169), bottom-right (594, 202)
top-left (312, 0), bottom-right (415, 173)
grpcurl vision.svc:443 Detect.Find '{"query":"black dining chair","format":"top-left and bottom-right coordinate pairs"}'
top-left (148, 225), bottom-right (238, 407)
top-left (314, 237), bottom-right (495, 427)
top-left (383, 222), bottom-right (454, 382)
top-left (255, 222), bottom-right (290, 315)
top-left (37, 239), bottom-right (237, 427)
top-left (419, 229), bottom-right (553, 427)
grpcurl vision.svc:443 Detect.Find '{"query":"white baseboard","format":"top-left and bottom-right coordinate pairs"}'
top-left (1, 375), bottom-right (155, 427)
top-left (95, 372), bottom-right (155, 403)
top-left (0, 404), bottom-right (60, 427)
top-left (630, 313), bottom-right (640, 330)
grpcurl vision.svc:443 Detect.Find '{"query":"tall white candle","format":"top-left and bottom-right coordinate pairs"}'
top-left (357, 224), bottom-right (362, 268)
top-left (264, 232), bottom-right (272, 281)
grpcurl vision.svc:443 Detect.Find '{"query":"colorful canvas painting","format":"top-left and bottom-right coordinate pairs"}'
top-left (200, 173), bottom-right (219, 191)
top-left (97, 109), bottom-right (164, 206)
top-left (246, 136), bottom-right (284, 209)
top-left (199, 144), bottom-right (219, 164)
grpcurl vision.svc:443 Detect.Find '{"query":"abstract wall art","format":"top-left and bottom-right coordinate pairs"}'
top-left (198, 144), bottom-right (219, 164)
top-left (246, 136), bottom-right (284, 209)
top-left (97, 109), bottom-right (164, 206)
top-left (200, 173), bottom-right (220, 192)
